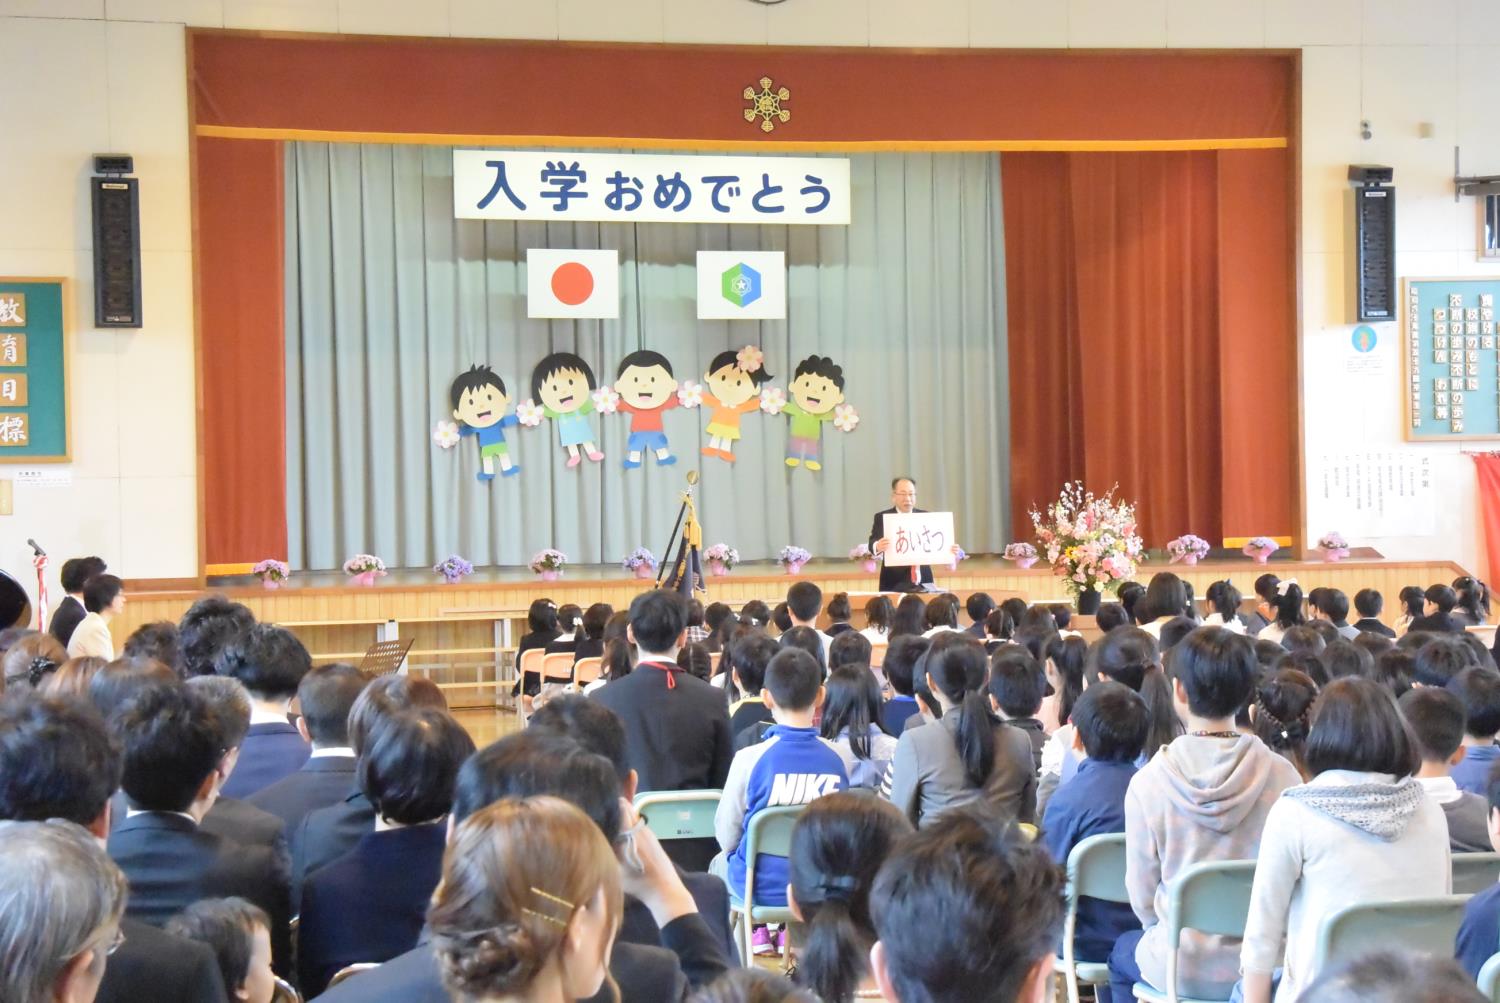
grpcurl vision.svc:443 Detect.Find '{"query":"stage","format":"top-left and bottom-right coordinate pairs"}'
top-left (103, 553), bottom-right (1467, 708)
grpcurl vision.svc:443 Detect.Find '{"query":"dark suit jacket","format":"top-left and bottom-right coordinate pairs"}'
top-left (203, 796), bottom-right (289, 860)
top-left (247, 754), bottom-right (358, 833)
top-left (291, 789), bottom-right (375, 900)
top-left (621, 872), bottom-right (737, 968)
top-left (1353, 617), bottom-right (1398, 639)
top-left (592, 662), bottom-right (733, 793)
top-left (310, 914), bottom-right (729, 1003)
top-left (1409, 611), bottom-right (1465, 635)
top-left (222, 721), bottom-right (310, 800)
top-left (869, 507), bottom-right (935, 593)
top-left (298, 823), bottom-right (447, 995)
top-left (98, 917), bottom-right (230, 1003)
top-left (48, 594), bottom-right (86, 648)
top-left (108, 811), bottom-right (293, 976)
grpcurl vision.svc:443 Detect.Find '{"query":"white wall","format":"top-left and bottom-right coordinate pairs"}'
top-left (0, 0), bottom-right (1494, 594)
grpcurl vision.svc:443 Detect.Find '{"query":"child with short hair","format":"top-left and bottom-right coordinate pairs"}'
top-left (1448, 665), bottom-right (1500, 795)
top-left (987, 647), bottom-right (1048, 770)
top-left (879, 636), bottom-right (929, 736)
top-left (1353, 589), bottom-right (1396, 638)
top-left (965, 592), bottom-right (996, 640)
top-left (1042, 681), bottom-right (1149, 980)
top-left (166, 897), bottom-right (276, 1003)
top-left (1455, 769), bottom-right (1500, 977)
top-left (727, 633), bottom-right (779, 748)
top-left (1400, 687), bottom-right (1493, 852)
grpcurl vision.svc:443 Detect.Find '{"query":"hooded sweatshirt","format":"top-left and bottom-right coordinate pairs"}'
top-left (1241, 770), bottom-right (1450, 1002)
top-left (1124, 734), bottom-right (1301, 998)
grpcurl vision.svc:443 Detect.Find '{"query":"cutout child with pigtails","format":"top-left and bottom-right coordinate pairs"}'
top-left (524, 352), bottom-right (604, 468)
top-left (700, 346), bottom-right (772, 464)
top-left (767, 354), bottom-right (860, 472)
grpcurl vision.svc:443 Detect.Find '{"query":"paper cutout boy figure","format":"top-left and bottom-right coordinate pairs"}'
top-left (614, 350), bottom-right (680, 470)
top-left (781, 355), bottom-right (846, 471)
top-left (450, 364), bottom-right (521, 481)
top-left (532, 352), bottom-right (604, 468)
top-left (701, 348), bottom-right (772, 463)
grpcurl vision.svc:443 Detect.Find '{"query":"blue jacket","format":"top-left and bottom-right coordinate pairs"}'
top-left (1453, 745), bottom-right (1500, 797)
top-left (223, 721), bottom-right (311, 800)
top-left (1042, 758), bottom-right (1141, 963)
top-left (1456, 880), bottom-right (1500, 978)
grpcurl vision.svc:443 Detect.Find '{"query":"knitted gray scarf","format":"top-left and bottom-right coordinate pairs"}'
top-left (1281, 776), bottom-right (1424, 841)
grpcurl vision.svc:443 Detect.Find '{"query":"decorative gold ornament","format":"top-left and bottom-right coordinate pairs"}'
top-left (743, 77), bottom-right (791, 133)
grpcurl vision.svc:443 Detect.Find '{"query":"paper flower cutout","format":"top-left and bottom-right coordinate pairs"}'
top-left (759, 386), bottom-right (787, 414)
top-left (433, 420), bottom-right (461, 449)
top-left (516, 400), bottom-right (546, 427)
top-left (736, 345), bottom-right (764, 372)
top-left (833, 403), bottom-right (860, 432)
top-left (592, 386), bottom-right (620, 414)
top-left (677, 381), bottom-right (704, 408)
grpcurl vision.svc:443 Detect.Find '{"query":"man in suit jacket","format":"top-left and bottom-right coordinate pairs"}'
top-left (248, 663), bottom-right (366, 832)
top-left (183, 675), bottom-right (291, 859)
top-left (297, 709), bottom-right (474, 995)
top-left (106, 685), bottom-right (293, 976)
top-left (0, 694), bottom-right (231, 1003)
top-left (47, 555), bottom-right (106, 648)
top-left (215, 623), bottom-right (313, 799)
top-left (869, 477), bottom-right (951, 593)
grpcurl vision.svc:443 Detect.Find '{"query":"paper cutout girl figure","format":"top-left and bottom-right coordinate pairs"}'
top-left (701, 347), bottom-right (772, 463)
top-left (612, 350), bottom-right (681, 469)
top-left (531, 352), bottom-right (604, 467)
top-left (780, 355), bottom-right (847, 472)
top-left (449, 364), bottom-right (521, 481)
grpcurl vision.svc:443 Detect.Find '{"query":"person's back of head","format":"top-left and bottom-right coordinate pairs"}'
top-left (1412, 635), bottom-right (1471, 688)
top-left (59, 556), bottom-right (107, 595)
top-left (358, 707), bottom-right (475, 825)
top-left (122, 621), bottom-right (179, 670)
top-left (924, 594), bottom-right (960, 631)
top-left (704, 601), bottom-right (733, 633)
top-left (558, 603), bottom-right (584, 634)
top-left (1352, 631), bottom-right (1393, 661)
top-left (0, 819), bottom-right (128, 1003)
top-left (1397, 585), bottom-right (1426, 619)
top-left (1299, 951), bottom-right (1486, 1003)
top-left (1094, 602), bottom-right (1129, 633)
top-left (527, 598), bottom-right (559, 634)
top-left (1253, 638), bottom-right (1284, 669)
top-left (741, 600), bottom-right (771, 629)
top-left (1446, 665), bottom-right (1500, 740)
top-left (984, 608), bottom-right (1014, 640)
top-left (1454, 576), bottom-right (1491, 622)
top-left (1, 631), bottom-right (65, 692)
top-left (728, 633), bottom-right (779, 697)
top-left (765, 648), bottom-right (824, 717)
top-left (1018, 605), bottom-right (1058, 635)
top-left (772, 602), bottom-right (793, 633)
top-left (863, 596), bottom-right (893, 633)
top-left (1374, 647), bottom-right (1415, 698)
top-left (1157, 616), bottom-right (1197, 653)
top-left (1012, 624), bottom-right (1055, 663)
top-left (1321, 589), bottom-right (1351, 624)
top-left (428, 797), bottom-right (622, 1003)
top-left (965, 592), bottom-right (996, 626)
top-left (826, 592), bottom-right (852, 624)
top-left (1116, 582), bottom-right (1145, 624)
top-left (165, 897), bottom-right (274, 1003)
top-left (779, 626), bottom-right (828, 676)
top-left (690, 968), bottom-right (820, 1003)
top-left (345, 672), bottom-right (448, 758)
top-left (1321, 639), bottom-right (1372, 681)
top-left (1461, 631), bottom-right (1493, 668)
top-left (1071, 681), bottom-right (1149, 763)
top-left (177, 597), bottom-right (255, 679)
top-left (819, 665), bottom-right (884, 761)
top-left (1305, 677), bottom-right (1419, 778)
top-left (999, 596), bottom-right (1029, 629)
top-left (581, 602), bottom-right (613, 643)
top-left (1307, 620), bottom-right (1340, 646)
top-left (1170, 625), bottom-right (1256, 722)
top-left (870, 805), bottom-right (1063, 1003)
top-left (1142, 573), bottom-right (1187, 623)
top-left (890, 596), bottom-right (927, 638)
top-left (1253, 573), bottom-right (1281, 606)
top-left (1425, 584), bottom-right (1459, 615)
top-left (923, 638), bottom-right (994, 787)
top-left (296, 663), bottom-right (367, 748)
top-left (40, 655), bottom-right (107, 701)
top-left (1045, 634), bottom-right (1087, 726)
top-left (628, 589), bottom-right (688, 658)
top-left (114, 682), bottom-right (223, 813)
top-left (87, 657), bottom-right (178, 719)
top-left (214, 622), bottom-right (311, 702)
top-left (1050, 605), bottom-right (1072, 632)
top-left (454, 731), bottom-right (621, 840)
top-left (186, 674), bottom-right (252, 750)
top-left (1206, 580), bottom-right (1242, 623)
top-left (1254, 669), bottom-right (1317, 774)
top-left (788, 792), bottom-right (912, 1003)
top-left (987, 648), bottom-right (1045, 720)
top-left (882, 635), bottom-right (929, 698)
top-left (828, 630), bottom-right (872, 671)
top-left (1275, 650), bottom-right (1329, 688)
top-left (1399, 686), bottom-right (1467, 767)
top-left (677, 641), bottom-right (713, 681)
top-left (1271, 582), bottom-right (1305, 629)
top-left (1281, 624), bottom-right (1324, 656)
top-left (787, 581), bottom-right (822, 624)
top-left (0, 695), bottom-right (119, 827)
top-left (527, 696), bottom-right (630, 786)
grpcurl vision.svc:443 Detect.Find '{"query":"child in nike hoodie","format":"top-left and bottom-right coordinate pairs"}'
top-left (1239, 677), bottom-right (1449, 1003)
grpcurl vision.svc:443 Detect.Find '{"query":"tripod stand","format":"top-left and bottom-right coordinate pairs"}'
top-left (657, 471), bottom-right (705, 595)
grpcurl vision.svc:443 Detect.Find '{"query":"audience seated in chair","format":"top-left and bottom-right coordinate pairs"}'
top-left (1448, 665), bottom-right (1500, 795)
top-left (166, 897), bottom-right (277, 1003)
top-left (248, 663), bottom-right (368, 832)
top-left (186, 675), bottom-right (294, 860)
top-left (214, 624), bottom-right (313, 799)
top-left (1400, 685), bottom-right (1494, 852)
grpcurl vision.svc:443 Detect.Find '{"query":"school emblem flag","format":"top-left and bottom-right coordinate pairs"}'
top-left (527, 249), bottom-right (620, 318)
top-left (696, 251), bottom-right (786, 319)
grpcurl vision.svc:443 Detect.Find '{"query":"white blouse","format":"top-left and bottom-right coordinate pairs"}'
top-left (66, 612), bottom-right (114, 660)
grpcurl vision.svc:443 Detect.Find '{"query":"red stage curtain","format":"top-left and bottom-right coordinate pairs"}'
top-left (1474, 455), bottom-right (1500, 579)
top-left (1004, 150), bottom-right (1295, 546)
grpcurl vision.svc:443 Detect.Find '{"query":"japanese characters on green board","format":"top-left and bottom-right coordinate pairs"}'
top-left (0, 279), bottom-right (69, 462)
top-left (1404, 276), bottom-right (1500, 441)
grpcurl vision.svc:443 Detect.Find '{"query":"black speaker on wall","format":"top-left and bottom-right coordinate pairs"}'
top-left (91, 154), bottom-right (142, 328)
top-left (1349, 165), bottom-right (1396, 323)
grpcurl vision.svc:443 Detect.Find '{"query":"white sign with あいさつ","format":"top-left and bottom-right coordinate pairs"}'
top-left (881, 511), bottom-right (955, 567)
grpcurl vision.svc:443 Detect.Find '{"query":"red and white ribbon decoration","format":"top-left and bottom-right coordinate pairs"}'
top-left (31, 552), bottom-right (48, 631)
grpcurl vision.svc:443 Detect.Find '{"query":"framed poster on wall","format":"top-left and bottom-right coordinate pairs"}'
top-left (1403, 276), bottom-right (1500, 442)
top-left (0, 278), bottom-right (70, 463)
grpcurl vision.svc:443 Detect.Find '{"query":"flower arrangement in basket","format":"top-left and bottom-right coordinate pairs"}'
top-left (343, 554), bottom-right (386, 587)
top-left (434, 554), bottom-right (473, 585)
top-left (252, 559), bottom-right (289, 590)
top-left (1003, 542), bottom-right (1038, 570)
top-left (1030, 483), bottom-right (1143, 609)
top-left (1167, 534), bottom-right (1211, 566)
top-left (849, 543), bottom-right (879, 574)
top-left (703, 543), bottom-right (739, 577)
top-left (778, 545), bottom-right (812, 576)
top-left (1316, 531), bottom-right (1350, 563)
top-left (622, 548), bottom-right (659, 580)
top-left (1242, 537), bottom-right (1279, 565)
top-left (530, 549), bottom-right (567, 581)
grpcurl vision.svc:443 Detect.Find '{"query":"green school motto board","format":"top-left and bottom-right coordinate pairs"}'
top-left (0, 278), bottom-right (70, 462)
top-left (1404, 276), bottom-right (1500, 442)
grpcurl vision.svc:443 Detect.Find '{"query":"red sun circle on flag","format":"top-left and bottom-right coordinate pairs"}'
top-left (550, 262), bottom-right (594, 306)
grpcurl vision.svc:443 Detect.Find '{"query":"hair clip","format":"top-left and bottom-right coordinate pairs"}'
top-left (522, 908), bottom-right (569, 928)
top-left (1276, 578), bottom-right (1299, 597)
top-left (523, 886), bottom-right (575, 927)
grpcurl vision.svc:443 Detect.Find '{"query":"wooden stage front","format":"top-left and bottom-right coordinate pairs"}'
top-left (109, 555), bottom-right (1468, 708)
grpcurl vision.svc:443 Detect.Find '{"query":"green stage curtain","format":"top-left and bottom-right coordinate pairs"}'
top-left (283, 145), bottom-right (1009, 571)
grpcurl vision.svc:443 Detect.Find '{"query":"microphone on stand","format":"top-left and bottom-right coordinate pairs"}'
top-left (26, 538), bottom-right (45, 557)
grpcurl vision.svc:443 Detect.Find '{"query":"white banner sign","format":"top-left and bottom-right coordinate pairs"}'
top-left (696, 251), bottom-right (786, 319)
top-left (881, 511), bottom-right (955, 567)
top-left (453, 150), bottom-right (850, 225)
top-left (1307, 451), bottom-right (1435, 538)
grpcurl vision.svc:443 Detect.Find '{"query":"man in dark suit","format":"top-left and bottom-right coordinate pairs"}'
top-left (297, 708), bottom-right (475, 995)
top-left (105, 684), bottom-right (293, 977)
top-left (215, 623), bottom-right (313, 799)
top-left (0, 694), bottom-right (229, 1003)
top-left (186, 675), bottom-right (292, 859)
top-left (47, 555), bottom-right (106, 648)
top-left (869, 476), bottom-right (952, 593)
top-left (248, 663), bottom-right (366, 832)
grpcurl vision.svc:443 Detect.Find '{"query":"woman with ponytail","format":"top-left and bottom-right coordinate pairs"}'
top-left (1256, 581), bottom-right (1306, 646)
top-left (884, 635), bottom-right (1036, 828)
top-left (786, 793), bottom-right (912, 1003)
top-left (1451, 576), bottom-right (1491, 627)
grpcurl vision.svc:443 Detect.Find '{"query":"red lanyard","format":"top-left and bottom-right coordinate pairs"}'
top-left (639, 660), bottom-right (684, 689)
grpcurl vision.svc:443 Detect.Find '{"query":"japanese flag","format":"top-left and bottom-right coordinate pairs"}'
top-left (527, 249), bottom-right (620, 318)
top-left (696, 251), bottom-right (786, 320)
